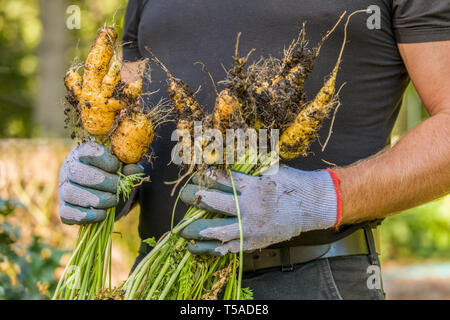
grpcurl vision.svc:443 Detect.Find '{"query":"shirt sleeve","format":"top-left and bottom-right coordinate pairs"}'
top-left (392, 0), bottom-right (450, 43)
top-left (122, 0), bottom-right (147, 61)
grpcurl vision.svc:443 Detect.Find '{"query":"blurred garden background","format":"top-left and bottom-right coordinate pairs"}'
top-left (0, 0), bottom-right (449, 300)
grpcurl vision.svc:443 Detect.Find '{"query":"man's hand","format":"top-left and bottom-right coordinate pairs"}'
top-left (179, 166), bottom-right (341, 256)
top-left (121, 60), bottom-right (145, 84)
top-left (58, 141), bottom-right (143, 225)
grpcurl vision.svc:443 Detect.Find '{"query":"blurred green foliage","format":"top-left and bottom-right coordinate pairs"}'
top-left (0, 0), bottom-right (38, 137)
top-left (0, 197), bottom-right (66, 299)
top-left (381, 196), bottom-right (450, 261)
top-left (381, 84), bottom-right (449, 261)
top-left (65, 0), bottom-right (126, 60)
top-left (0, 0), bottom-right (126, 138)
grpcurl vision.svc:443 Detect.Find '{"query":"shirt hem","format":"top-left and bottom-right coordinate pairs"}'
top-left (395, 26), bottom-right (450, 43)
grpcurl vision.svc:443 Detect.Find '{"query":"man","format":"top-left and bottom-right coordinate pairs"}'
top-left (58, 0), bottom-right (450, 299)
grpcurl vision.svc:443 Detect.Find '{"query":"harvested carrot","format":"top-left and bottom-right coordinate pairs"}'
top-left (253, 13), bottom-right (346, 113)
top-left (123, 79), bottom-right (143, 100)
top-left (278, 75), bottom-right (337, 159)
top-left (213, 89), bottom-right (240, 132)
top-left (150, 53), bottom-right (204, 122)
top-left (169, 77), bottom-right (204, 121)
top-left (101, 57), bottom-right (121, 97)
top-left (279, 12), bottom-right (354, 160)
top-left (111, 112), bottom-right (155, 164)
top-left (149, 51), bottom-right (205, 166)
top-left (82, 27), bottom-right (117, 94)
top-left (64, 27), bottom-right (124, 136)
top-left (64, 69), bottom-right (83, 101)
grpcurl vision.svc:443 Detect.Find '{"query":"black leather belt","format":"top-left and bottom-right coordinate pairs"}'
top-left (242, 226), bottom-right (380, 273)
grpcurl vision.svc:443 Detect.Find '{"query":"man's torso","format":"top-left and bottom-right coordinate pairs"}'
top-left (132, 0), bottom-right (409, 241)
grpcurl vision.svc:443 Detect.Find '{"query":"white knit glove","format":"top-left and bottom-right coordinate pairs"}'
top-left (58, 142), bottom-right (143, 225)
top-left (179, 165), bottom-right (341, 256)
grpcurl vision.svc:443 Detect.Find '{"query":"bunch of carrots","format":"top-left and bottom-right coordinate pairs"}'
top-left (121, 11), bottom-right (359, 300)
top-left (55, 9), bottom-right (359, 300)
top-left (53, 26), bottom-right (169, 300)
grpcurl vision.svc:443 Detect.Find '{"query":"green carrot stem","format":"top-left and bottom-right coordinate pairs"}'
top-left (106, 232), bottom-right (113, 289)
top-left (54, 163), bottom-right (134, 300)
top-left (52, 228), bottom-right (90, 299)
top-left (106, 208), bottom-right (115, 289)
top-left (145, 254), bottom-right (173, 299)
top-left (100, 209), bottom-right (114, 288)
top-left (171, 173), bottom-right (196, 231)
top-left (192, 265), bottom-right (207, 299)
top-left (76, 221), bottom-right (106, 267)
top-left (126, 208), bottom-right (205, 291)
top-left (158, 251), bottom-right (191, 300)
top-left (224, 254), bottom-right (237, 300)
top-left (130, 243), bottom-right (169, 299)
top-left (77, 245), bottom-right (96, 300)
top-left (130, 238), bottom-right (174, 299)
top-left (228, 169), bottom-right (243, 300)
top-left (125, 235), bottom-right (172, 291)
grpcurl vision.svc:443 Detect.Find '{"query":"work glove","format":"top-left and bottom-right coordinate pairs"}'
top-left (58, 141), bottom-right (144, 225)
top-left (179, 165), bottom-right (342, 256)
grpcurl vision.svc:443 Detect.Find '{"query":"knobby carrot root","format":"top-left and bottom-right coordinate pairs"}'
top-left (168, 76), bottom-right (204, 160)
top-left (65, 69), bottom-right (83, 101)
top-left (150, 51), bottom-right (206, 164)
top-left (213, 89), bottom-right (240, 133)
top-left (101, 57), bottom-right (121, 97)
top-left (167, 77), bottom-right (205, 162)
top-left (278, 71), bottom-right (338, 159)
top-left (168, 78), bottom-right (204, 120)
top-left (123, 79), bottom-right (143, 99)
top-left (64, 27), bottom-right (125, 136)
top-left (253, 13), bottom-right (346, 111)
top-left (207, 88), bottom-right (241, 164)
top-left (149, 52), bottom-right (204, 123)
top-left (111, 112), bottom-right (155, 164)
top-left (79, 96), bottom-right (124, 135)
top-left (279, 11), bottom-right (355, 160)
top-left (82, 27), bottom-right (117, 94)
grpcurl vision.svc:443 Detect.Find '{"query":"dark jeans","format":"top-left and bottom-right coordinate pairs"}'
top-left (131, 244), bottom-right (386, 300)
top-left (241, 255), bottom-right (386, 300)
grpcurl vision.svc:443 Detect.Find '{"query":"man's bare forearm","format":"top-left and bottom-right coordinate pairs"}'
top-left (336, 109), bottom-right (450, 225)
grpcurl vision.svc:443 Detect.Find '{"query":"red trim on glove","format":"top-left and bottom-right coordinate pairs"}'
top-left (327, 168), bottom-right (342, 227)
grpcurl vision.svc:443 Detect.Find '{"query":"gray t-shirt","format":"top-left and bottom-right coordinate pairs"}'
top-left (122, 0), bottom-right (450, 244)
